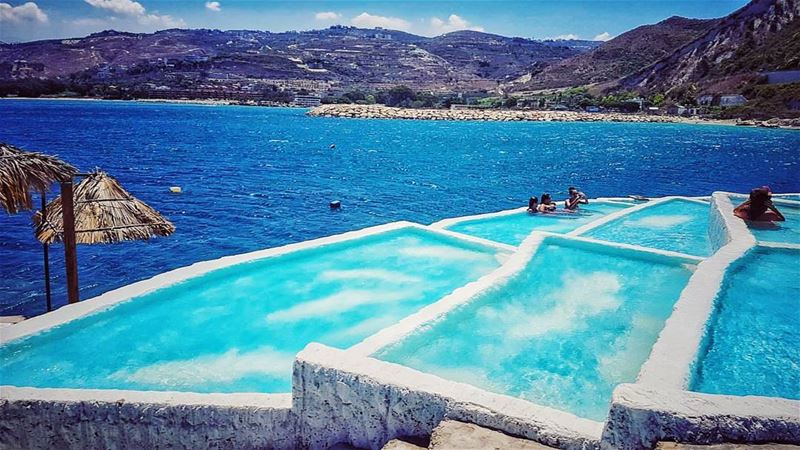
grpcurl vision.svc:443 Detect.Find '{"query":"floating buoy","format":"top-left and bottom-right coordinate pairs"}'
top-left (169, 186), bottom-right (182, 194)
top-left (330, 144), bottom-right (336, 149)
top-left (330, 200), bottom-right (341, 209)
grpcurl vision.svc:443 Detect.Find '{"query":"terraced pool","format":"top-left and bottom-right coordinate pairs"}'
top-left (583, 198), bottom-right (712, 257)
top-left (373, 237), bottom-right (695, 421)
top-left (0, 226), bottom-right (507, 393)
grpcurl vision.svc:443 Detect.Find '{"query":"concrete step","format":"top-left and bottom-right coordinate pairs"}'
top-left (429, 420), bottom-right (555, 450)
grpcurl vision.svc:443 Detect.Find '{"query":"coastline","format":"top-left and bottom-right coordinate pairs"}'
top-left (307, 104), bottom-right (800, 130)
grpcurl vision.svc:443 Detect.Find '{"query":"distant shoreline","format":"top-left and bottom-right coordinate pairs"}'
top-left (308, 104), bottom-right (800, 130)
top-left (3, 97), bottom-right (797, 130)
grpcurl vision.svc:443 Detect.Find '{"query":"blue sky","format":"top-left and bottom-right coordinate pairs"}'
top-left (1, 0), bottom-right (749, 43)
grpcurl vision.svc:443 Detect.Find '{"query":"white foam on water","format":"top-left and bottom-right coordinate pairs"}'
top-left (399, 244), bottom-right (488, 261)
top-left (317, 268), bottom-right (421, 284)
top-left (320, 315), bottom-right (404, 343)
top-left (626, 214), bottom-right (693, 229)
top-left (265, 288), bottom-right (413, 323)
top-left (478, 271), bottom-right (622, 340)
top-left (109, 346), bottom-right (294, 386)
top-left (596, 313), bottom-right (662, 384)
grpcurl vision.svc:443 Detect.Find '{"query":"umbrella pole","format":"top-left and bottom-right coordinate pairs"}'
top-left (40, 190), bottom-right (52, 312)
top-left (60, 180), bottom-right (79, 304)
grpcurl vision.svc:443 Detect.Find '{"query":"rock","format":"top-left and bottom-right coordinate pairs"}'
top-left (429, 420), bottom-right (555, 450)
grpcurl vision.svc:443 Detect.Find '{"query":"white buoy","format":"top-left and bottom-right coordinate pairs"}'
top-left (169, 186), bottom-right (182, 194)
top-left (330, 200), bottom-right (341, 209)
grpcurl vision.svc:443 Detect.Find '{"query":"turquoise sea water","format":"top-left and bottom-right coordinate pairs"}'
top-left (693, 247), bottom-right (800, 400)
top-left (584, 199), bottom-right (711, 256)
top-left (0, 227), bottom-right (505, 393)
top-left (1, 99), bottom-right (799, 317)
top-left (375, 239), bottom-right (693, 421)
top-left (445, 201), bottom-right (630, 246)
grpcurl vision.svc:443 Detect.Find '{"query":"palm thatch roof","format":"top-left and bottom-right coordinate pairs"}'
top-left (0, 142), bottom-right (77, 214)
top-left (34, 171), bottom-right (175, 244)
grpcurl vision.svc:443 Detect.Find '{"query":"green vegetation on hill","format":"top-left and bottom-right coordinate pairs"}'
top-left (717, 82), bottom-right (800, 119)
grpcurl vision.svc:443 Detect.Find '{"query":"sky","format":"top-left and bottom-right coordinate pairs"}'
top-left (1, 0), bottom-right (750, 43)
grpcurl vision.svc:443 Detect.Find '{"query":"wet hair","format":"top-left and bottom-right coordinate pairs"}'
top-left (528, 196), bottom-right (538, 209)
top-left (568, 186), bottom-right (577, 193)
top-left (541, 193), bottom-right (552, 204)
top-left (749, 187), bottom-right (771, 203)
top-left (747, 187), bottom-right (772, 219)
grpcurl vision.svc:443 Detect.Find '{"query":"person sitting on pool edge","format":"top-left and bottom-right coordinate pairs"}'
top-left (565, 186), bottom-right (588, 211)
top-left (527, 196), bottom-right (539, 214)
top-left (733, 186), bottom-right (785, 221)
top-left (538, 193), bottom-right (557, 213)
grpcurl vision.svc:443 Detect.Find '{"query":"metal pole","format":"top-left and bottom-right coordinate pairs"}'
top-left (60, 180), bottom-right (79, 304)
top-left (40, 191), bottom-right (52, 312)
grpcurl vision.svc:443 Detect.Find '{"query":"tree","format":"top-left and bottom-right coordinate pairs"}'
top-left (378, 85), bottom-right (416, 107)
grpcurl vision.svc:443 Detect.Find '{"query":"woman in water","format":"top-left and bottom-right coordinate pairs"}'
top-left (734, 187), bottom-right (785, 221)
top-left (527, 196), bottom-right (539, 214)
top-left (538, 193), bottom-right (557, 213)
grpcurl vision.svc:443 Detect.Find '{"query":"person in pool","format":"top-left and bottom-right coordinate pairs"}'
top-left (538, 193), bottom-right (557, 213)
top-left (564, 186), bottom-right (588, 211)
top-left (734, 186), bottom-right (785, 221)
top-left (527, 196), bottom-right (539, 214)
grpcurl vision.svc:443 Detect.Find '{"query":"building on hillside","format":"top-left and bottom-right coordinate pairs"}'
top-left (667, 105), bottom-right (687, 116)
top-left (697, 94), bottom-right (715, 106)
top-left (718, 94), bottom-right (747, 107)
top-left (293, 95), bottom-right (322, 107)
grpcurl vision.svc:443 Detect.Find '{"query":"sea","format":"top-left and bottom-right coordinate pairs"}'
top-left (1, 98), bottom-right (799, 317)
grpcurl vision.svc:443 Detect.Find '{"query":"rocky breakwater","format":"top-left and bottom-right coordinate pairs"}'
top-left (308, 104), bottom-right (692, 124)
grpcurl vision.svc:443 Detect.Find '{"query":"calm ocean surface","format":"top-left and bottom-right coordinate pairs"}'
top-left (1, 99), bottom-right (799, 317)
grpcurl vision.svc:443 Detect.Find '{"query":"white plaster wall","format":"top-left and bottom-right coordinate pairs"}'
top-left (601, 384), bottom-right (800, 450)
top-left (0, 387), bottom-right (296, 450)
top-left (294, 343), bottom-right (603, 450)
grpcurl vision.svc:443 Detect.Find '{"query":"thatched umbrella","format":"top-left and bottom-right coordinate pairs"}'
top-left (0, 143), bottom-right (76, 214)
top-left (34, 171), bottom-right (175, 304)
top-left (1, 142), bottom-right (76, 312)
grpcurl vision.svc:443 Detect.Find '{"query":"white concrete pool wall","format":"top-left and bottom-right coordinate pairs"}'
top-left (602, 192), bottom-right (800, 449)
top-left (0, 220), bottom-right (512, 450)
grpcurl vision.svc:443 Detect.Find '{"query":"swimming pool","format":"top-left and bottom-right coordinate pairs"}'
top-left (440, 201), bottom-right (631, 246)
top-left (583, 198), bottom-right (712, 257)
top-left (373, 237), bottom-right (694, 421)
top-left (692, 247), bottom-right (800, 400)
top-left (745, 202), bottom-right (800, 244)
top-left (0, 226), bottom-right (507, 393)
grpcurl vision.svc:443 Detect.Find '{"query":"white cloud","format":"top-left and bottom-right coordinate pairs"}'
top-left (594, 31), bottom-right (613, 41)
top-left (0, 1), bottom-right (48, 23)
top-left (138, 13), bottom-right (184, 27)
top-left (205, 1), bottom-right (220, 12)
top-left (351, 12), bottom-right (410, 31)
top-left (84, 0), bottom-right (144, 17)
top-left (315, 11), bottom-right (340, 21)
top-left (83, 0), bottom-right (185, 29)
top-left (550, 33), bottom-right (580, 40)
top-left (429, 14), bottom-right (484, 35)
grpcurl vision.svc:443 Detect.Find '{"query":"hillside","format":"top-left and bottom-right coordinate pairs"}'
top-left (508, 16), bottom-right (718, 91)
top-left (620, 0), bottom-right (800, 95)
top-left (0, 27), bottom-right (591, 96)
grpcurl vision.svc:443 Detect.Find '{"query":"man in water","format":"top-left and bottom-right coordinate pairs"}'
top-left (734, 186), bottom-right (785, 221)
top-left (564, 186), bottom-right (588, 211)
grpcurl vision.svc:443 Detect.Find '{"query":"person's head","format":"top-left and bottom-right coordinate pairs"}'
top-left (541, 193), bottom-right (552, 204)
top-left (528, 196), bottom-right (538, 209)
top-left (749, 187), bottom-right (770, 204)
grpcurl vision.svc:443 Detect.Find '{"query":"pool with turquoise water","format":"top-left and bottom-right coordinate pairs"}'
top-left (443, 201), bottom-right (631, 246)
top-left (583, 199), bottom-right (711, 257)
top-left (374, 238), bottom-right (694, 421)
top-left (746, 203), bottom-right (800, 244)
top-left (0, 227), bottom-right (506, 393)
top-left (692, 247), bottom-right (800, 400)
